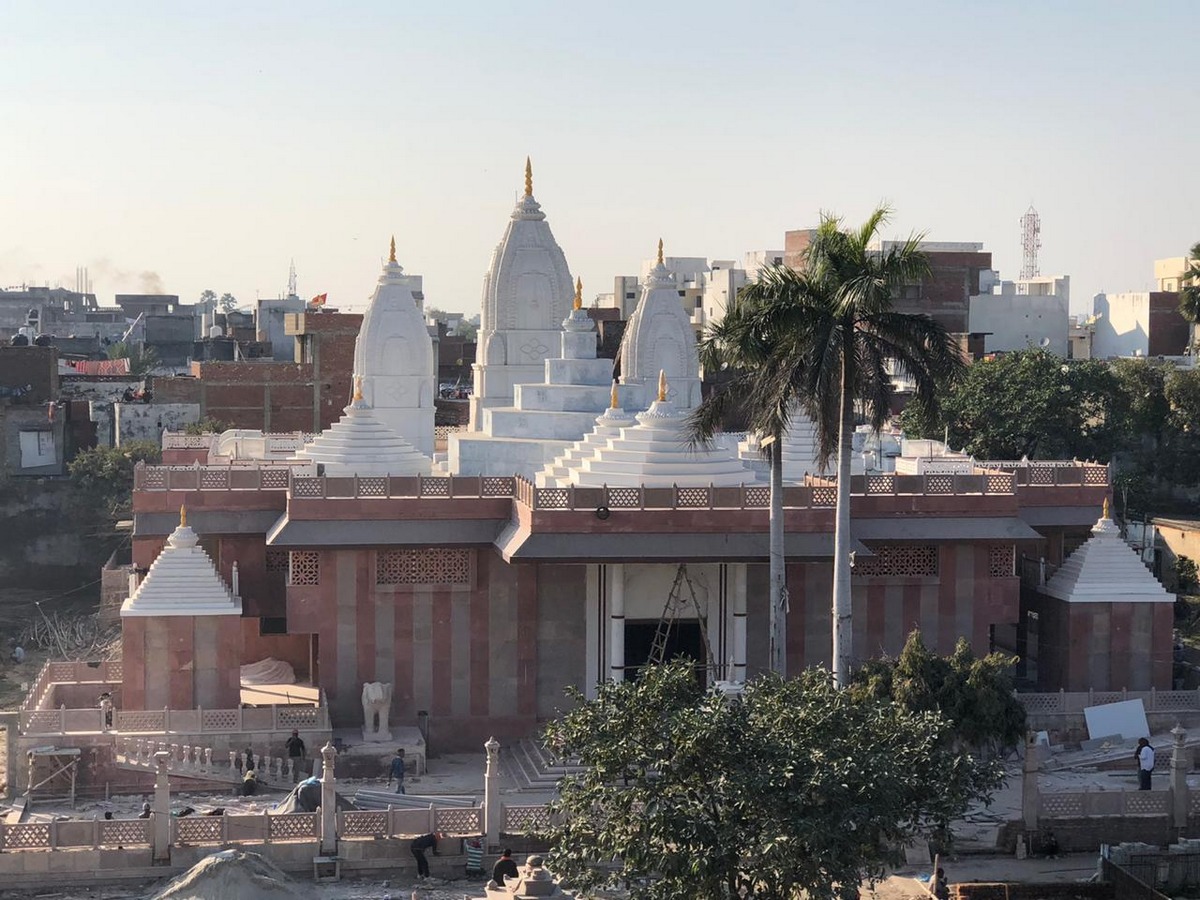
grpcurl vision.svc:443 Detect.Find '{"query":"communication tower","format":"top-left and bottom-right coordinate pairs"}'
top-left (286, 259), bottom-right (298, 299)
top-left (1020, 205), bottom-right (1041, 281)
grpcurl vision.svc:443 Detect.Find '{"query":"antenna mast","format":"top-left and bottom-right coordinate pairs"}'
top-left (1020, 205), bottom-right (1041, 281)
top-left (287, 259), bottom-right (298, 299)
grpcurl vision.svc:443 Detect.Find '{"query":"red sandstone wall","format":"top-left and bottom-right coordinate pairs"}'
top-left (286, 547), bottom-right (539, 751)
top-left (122, 615), bottom-right (242, 710)
top-left (785, 543), bottom-right (1019, 670)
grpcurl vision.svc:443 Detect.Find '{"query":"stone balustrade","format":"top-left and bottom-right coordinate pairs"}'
top-left (20, 702), bottom-right (329, 736)
top-left (114, 736), bottom-right (298, 788)
top-left (1018, 688), bottom-right (1200, 717)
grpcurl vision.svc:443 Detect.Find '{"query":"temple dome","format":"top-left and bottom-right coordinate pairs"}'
top-left (293, 393), bottom-right (432, 477)
top-left (1044, 506), bottom-right (1173, 604)
top-left (470, 158), bottom-right (574, 430)
top-left (566, 374), bottom-right (757, 487)
top-left (121, 513), bottom-right (241, 618)
top-left (352, 238), bottom-right (436, 455)
top-left (619, 240), bottom-right (701, 410)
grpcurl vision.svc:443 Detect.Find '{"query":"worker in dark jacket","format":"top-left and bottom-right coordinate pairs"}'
top-left (492, 848), bottom-right (519, 885)
top-left (410, 831), bottom-right (442, 878)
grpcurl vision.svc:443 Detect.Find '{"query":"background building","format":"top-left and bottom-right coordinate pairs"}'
top-left (969, 275), bottom-right (1071, 356)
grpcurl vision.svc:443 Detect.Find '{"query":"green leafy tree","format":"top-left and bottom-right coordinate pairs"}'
top-left (850, 630), bottom-right (1026, 755)
top-left (218, 293), bottom-right (238, 314)
top-left (198, 289), bottom-right (217, 309)
top-left (693, 208), bottom-right (964, 685)
top-left (543, 660), bottom-right (1002, 900)
top-left (184, 417), bottom-right (230, 435)
top-left (1167, 368), bottom-right (1200, 433)
top-left (901, 350), bottom-right (1117, 460)
top-left (105, 340), bottom-right (160, 377)
top-left (1177, 242), bottom-right (1200, 352)
top-left (1177, 556), bottom-right (1199, 593)
top-left (68, 441), bottom-right (161, 520)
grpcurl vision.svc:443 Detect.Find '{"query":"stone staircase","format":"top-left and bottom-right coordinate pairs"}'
top-left (501, 738), bottom-right (584, 791)
top-left (113, 736), bottom-right (299, 790)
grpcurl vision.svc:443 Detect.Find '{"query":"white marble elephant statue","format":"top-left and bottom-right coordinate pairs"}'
top-left (361, 681), bottom-right (394, 742)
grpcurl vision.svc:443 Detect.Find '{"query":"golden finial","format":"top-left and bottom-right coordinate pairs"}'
top-left (573, 276), bottom-right (583, 311)
top-left (524, 157), bottom-right (533, 198)
top-left (388, 236), bottom-right (397, 264)
top-left (1103, 496), bottom-right (1110, 519)
top-left (610, 379), bottom-right (619, 409)
top-left (656, 238), bottom-right (664, 267)
top-left (657, 369), bottom-right (667, 403)
top-left (353, 375), bottom-right (364, 402)
top-left (179, 504), bottom-right (187, 528)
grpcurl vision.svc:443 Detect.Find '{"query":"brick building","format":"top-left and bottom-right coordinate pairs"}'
top-left (151, 311), bottom-right (361, 433)
top-left (784, 230), bottom-right (993, 334)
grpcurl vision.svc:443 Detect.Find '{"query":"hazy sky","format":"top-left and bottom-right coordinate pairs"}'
top-left (2, 1), bottom-right (1196, 319)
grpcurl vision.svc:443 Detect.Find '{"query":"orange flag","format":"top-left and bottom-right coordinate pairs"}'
top-left (310, 293), bottom-right (327, 306)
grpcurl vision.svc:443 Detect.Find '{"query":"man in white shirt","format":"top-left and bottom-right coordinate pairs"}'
top-left (1135, 738), bottom-right (1155, 790)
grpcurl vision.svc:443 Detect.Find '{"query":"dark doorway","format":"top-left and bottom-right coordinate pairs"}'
top-left (624, 620), bottom-right (706, 684)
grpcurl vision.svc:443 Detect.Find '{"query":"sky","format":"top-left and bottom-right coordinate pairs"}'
top-left (1, 1), bottom-right (1196, 319)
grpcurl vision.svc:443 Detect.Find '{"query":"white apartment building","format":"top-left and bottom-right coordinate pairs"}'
top-left (968, 274), bottom-right (1071, 356)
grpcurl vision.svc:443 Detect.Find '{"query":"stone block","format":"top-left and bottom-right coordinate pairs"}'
top-left (485, 408), bottom-right (602, 440)
top-left (559, 330), bottom-right (598, 361)
top-left (544, 357), bottom-right (616, 387)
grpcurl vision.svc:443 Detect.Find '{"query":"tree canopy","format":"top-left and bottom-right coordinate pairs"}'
top-left (849, 630), bottom-right (1026, 754)
top-left (543, 661), bottom-right (1002, 900)
top-left (68, 441), bottom-right (161, 520)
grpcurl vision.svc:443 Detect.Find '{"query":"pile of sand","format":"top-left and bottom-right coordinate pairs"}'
top-left (148, 848), bottom-right (315, 900)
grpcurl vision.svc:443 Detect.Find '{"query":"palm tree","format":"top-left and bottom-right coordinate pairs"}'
top-left (690, 207), bottom-right (965, 686)
top-left (1178, 242), bottom-right (1200, 353)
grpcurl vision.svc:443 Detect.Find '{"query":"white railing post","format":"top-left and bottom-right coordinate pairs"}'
top-left (319, 742), bottom-right (337, 855)
top-left (484, 737), bottom-right (500, 849)
top-left (153, 751), bottom-right (171, 862)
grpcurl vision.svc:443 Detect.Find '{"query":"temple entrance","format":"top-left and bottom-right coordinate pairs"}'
top-left (624, 620), bottom-right (706, 685)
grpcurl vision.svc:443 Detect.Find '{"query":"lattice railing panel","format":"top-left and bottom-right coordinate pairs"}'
top-left (743, 486), bottom-right (770, 507)
top-left (261, 468), bottom-right (290, 489)
top-left (419, 478), bottom-right (451, 498)
top-left (435, 807), bottom-right (483, 835)
top-left (1039, 793), bottom-right (1085, 818)
top-left (989, 545), bottom-right (1015, 578)
top-left (866, 475), bottom-right (894, 494)
top-left (853, 545), bottom-right (938, 578)
top-left (1092, 692), bottom-right (1124, 707)
top-left (535, 488), bottom-right (569, 509)
top-left (291, 477), bottom-right (324, 498)
top-left (357, 476), bottom-right (388, 497)
top-left (115, 710), bottom-right (167, 732)
top-left (203, 709), bottom-right (239, 731)
top-left (482, 477), bottom-right (514, 497)
top-left (376, 549), bottom-right (470, 585)
top-left (811, 486), bottom-right (835, 507)
top-left (3, 823), bottom-right (51, 850)
top-left (175, 817), bottom-right (223, 845)
top-left (1019, 694), bottom-right (1064, 714)
top-left (606, 487), bottom-right (641, 508)
top-left (100, 820), bottom-right (151, 846)
top-left (1083, 466), bottom-right (1109, 485)
top-left (142, 468), bottom-right (167, 489)
top-left (199, 469), bottom-right (229, 489)
top-left (925, 474), bottom-right (954, 494)
top-left (986, 473), bottom-right (1014, 493)
top-left (1125, 792), bottom-right (1169, 816)
top-left (1155, 693), bottom-right (1199, 711)
top-left (340, 811), bottom-right (388, 837)
top-left (23, 710), bottom-right (61, 732)
top-left (268, 813), bottom-right (317, 841)
top-left (675, 487), bottom-right (710, 508)
top-left (1029, 467), bottom-right (1055, 485)
top-left (503, 805), bottom-right (550, 834)
top-left (277, 706), bottom-right (323, 729)
top-left (289, 551), bottom-right (320, 586)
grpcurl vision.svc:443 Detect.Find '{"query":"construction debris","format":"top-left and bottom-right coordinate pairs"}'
top-left (149, 848), bottom-right (315, 900)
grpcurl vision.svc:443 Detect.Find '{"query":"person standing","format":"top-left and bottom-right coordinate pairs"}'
top-left (410, 831), bottom-right (440, 879)
top-left (492, 848), bottom-right (519, 885)
top-left (390, 748), bottom-right (406, 794)
top-left (1136, 738), bottom-right (1155, 790)
top-left (285, 730), bottom-right (307, 782)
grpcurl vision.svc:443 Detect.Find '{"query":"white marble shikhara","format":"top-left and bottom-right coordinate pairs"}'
top-left (563, 375), bottom-right (758, 488)
top-left (738, 404), bottom-right (823, 481)
top-left (619, 240), bottom-right (702, 412)
top-left (352, 240), bottom-right (436, 457)
top-left (1044, 509), bottom-right (1174, 604)
top-left (452, 278), bottom-right (632, 478)
top-left (121, 517), bottom-right (241, 618)
top-left (294, 394), bottom-right (432, 477)
top-left (470, 159), bottom-right (575, 432)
